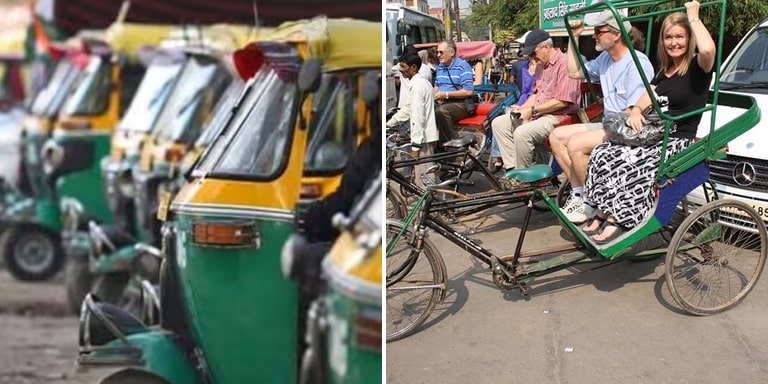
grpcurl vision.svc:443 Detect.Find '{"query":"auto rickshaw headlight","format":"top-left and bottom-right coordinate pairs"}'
top-left (41, 139), bottom-right (65, 174)
top-left (118, 173), bottom-right (135, 198)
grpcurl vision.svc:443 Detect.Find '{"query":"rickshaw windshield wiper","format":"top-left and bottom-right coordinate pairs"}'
top-left (720, 81), bottom-right (768, 91)
top-left (177, 87), bottom-right (206, 117)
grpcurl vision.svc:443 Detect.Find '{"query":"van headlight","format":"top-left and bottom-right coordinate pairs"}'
top-left (41, 139), bottom-right (64, 174)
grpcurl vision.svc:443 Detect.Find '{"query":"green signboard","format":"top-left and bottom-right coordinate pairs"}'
top-left (539, 0), bottom-right (596, 35)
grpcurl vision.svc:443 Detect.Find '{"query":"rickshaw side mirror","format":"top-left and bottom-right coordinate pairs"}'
top-left (298, 59), bottom-right (323, 93)
top-left (361, 72), bottom-right (381, 106)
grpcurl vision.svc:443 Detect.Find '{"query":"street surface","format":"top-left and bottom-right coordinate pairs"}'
top-left (387, 181), bottom-right (768, 383)
top-left (0, 271), bottom-right (82, 384)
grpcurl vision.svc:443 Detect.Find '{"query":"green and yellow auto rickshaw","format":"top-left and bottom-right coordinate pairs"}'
top-left (0, 25), bottom-right (174, 281)
top-left (282, 171), bottom-right (383, 383)
top-left (75, 17), bottom-right (381, 384)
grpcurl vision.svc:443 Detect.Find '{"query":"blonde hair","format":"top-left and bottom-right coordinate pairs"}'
top-left (657, 12), bottom-right (696, 76)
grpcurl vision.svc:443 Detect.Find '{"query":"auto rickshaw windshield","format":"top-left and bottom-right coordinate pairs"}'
top-left (193, 79), bottom-right (245, 148)
top-left (29, 60), bottom-right (82, 117)
top-left (192, 65), bottom-right (298, 179)
top-left (61, 56), bottom-right (111, 116)
top-left (118, 61), bottom-right (184, 133)
top-left (154, 56), bottom-right (229, 143)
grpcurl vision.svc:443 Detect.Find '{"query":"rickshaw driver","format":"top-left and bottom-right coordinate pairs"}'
top-left (549, 10), bottom-right (654, 224)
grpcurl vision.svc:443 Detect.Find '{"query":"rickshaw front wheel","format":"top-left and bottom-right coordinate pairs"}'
top-left (1, 225), bottom-right (64, 281)
top-left (665, 199), bottom-right (768, 315)
top-left (386, 220), bottom-right (446, 342)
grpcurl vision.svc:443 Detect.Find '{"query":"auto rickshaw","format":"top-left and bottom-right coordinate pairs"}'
top-left (63, 26), bottom-right (257, 313)
top-left (282, 171), bottom-right (382, 384)
top-left (0, 45), bottom-right (85, 280)
top-left (0, 25), bottom-right (175, 282)
top-left (75, 17), bottom-right (381, 384)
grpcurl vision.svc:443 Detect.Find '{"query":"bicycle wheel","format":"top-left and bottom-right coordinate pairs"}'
top-left (387, 185), bottom-right (407, 219)
top-left (386, 220), bottom-right (446, 342)
top-left (665, 199), bottom-right (767, 315)
top-left (532, 178), bottom-right (560, 212)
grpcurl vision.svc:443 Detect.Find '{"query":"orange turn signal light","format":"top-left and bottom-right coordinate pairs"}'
top-left (300, 183), bottom-right (322, 200)
top-left (192, 222), bottom-right (258, 247)
top-left (355, 308), bottom-right (381, 351)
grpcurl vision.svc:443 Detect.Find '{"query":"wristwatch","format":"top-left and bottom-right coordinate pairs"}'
top-left (531, 106), bottom-right (537, 115)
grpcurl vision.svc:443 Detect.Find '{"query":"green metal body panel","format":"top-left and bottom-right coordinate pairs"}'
top-left (98, 330), bottom-right (199, 384)
top-left (56, 132), bottom-right (113, 224)
top-left (174, 213), bottom-right (298, 384)
top-left (3, 197), bottom-right (62, 232)
top-left (324, 290), bottom-right (381, 384)
top-left (91, 245), bottom-right (139, 274)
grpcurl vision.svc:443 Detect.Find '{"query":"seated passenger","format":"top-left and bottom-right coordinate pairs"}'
top-left (433, 40), bottom-right (476, 144)
top-left (490, 29), bottom-right (581, 188)
top-left (583, 2), bottom-right (715, 243)
top-left (549, 11), bottom-right (654, 224)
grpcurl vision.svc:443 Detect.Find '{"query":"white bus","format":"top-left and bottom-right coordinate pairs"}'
top-left (386, 4), bottom-right (446, 62)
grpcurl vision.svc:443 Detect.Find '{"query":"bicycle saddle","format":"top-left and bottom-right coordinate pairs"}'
top-left (442, 134), bottom-right (478, 150)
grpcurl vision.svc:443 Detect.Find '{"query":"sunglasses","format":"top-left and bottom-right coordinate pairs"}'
top-left (594, 28), bottom-right (613, 37)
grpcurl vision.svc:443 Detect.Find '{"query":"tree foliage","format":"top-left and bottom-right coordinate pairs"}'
top-left (467, 0), bottom-right (768, 49)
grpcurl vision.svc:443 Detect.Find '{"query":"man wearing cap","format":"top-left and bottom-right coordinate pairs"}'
top-left (491, 29), bottom-right (581, 186)
top-left (433, 40), bottom-right (475, 144)
top-left (549, 10), bottom-right (654, 223)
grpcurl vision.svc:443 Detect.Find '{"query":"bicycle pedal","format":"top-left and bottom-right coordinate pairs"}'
top-left (518, 282), bottom-right (529, 296)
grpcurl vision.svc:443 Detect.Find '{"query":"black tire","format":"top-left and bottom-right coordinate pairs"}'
top-left (386, 220), bottom-right (446, 341)
top-left (665, 199), bottom-right (767, 315)
top-left (1, 225), bottom-right (64, 281)
top-left (100, 368), bottom-right (169, 384)
top-left (387, 185), bottom-right (407, 219)
top-left (556, 178), bottom-right (571, 208)
top-left (65, 256), bottom-right (93, 314)
top-left (532, 178), bottom-right (560, 212)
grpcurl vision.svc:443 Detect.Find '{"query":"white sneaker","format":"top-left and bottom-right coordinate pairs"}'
top-left (562, 195), bottom-right (587, 224)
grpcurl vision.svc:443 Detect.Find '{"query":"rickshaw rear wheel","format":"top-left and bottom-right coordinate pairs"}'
top-left (665, 199), bottom-right (767, 315)
top-left (1, 225), bottom-right (64, 281)
top-left (386, 220), bottom-right (446, 342)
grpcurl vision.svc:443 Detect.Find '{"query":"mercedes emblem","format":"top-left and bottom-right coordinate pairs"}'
top-left (732, 162), bottom-right (756, 186)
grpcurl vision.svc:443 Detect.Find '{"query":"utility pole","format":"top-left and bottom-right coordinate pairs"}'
top-left (444, 0), bottom-right (453, 41)
top-left (453, 0), bottom-right (462, 41)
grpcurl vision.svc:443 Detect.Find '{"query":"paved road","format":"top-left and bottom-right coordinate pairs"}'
top-left (387, 201), bottom-right (768, 384)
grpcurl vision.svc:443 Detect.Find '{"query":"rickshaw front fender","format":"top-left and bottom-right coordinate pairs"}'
top-left (2, 197), bottom-right (62, 232)
top-left (91, 244), bottom-right (140, 274)
top-left (80, 331), bottom-right (199, 384)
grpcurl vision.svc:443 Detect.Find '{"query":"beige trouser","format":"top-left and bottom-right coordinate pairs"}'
top-left (491, 114), bottom-right (559, 170)
top-left (413, 142), bottom-right (437, 189)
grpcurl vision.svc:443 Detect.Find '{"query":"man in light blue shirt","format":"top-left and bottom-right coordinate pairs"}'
top-left (550, 10), bottom-right (654, 223)
top-left (433, 40), bottom-right (475, 143)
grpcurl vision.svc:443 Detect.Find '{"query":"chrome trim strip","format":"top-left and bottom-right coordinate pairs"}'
top-left (171, 202), bottom-right (294, 221)
top-left (322, 256), bottom-right (381, 305)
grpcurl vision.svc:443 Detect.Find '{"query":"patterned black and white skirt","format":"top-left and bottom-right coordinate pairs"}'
top-left (585, 138), bottom-right (691, 228)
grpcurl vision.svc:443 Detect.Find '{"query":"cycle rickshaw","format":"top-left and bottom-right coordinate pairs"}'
top-left (387, 0), bottom-right (768, 341)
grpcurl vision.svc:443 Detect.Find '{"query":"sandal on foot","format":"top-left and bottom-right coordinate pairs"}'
top-left (489, 161), bottom-right (504, 174)
top-left (591, 222), bottom-right (627, 245)
top-left (581, 216), bottom-right (606, 236)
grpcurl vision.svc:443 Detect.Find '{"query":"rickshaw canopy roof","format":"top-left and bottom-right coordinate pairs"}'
top-left (265, 17), bottom-right (381, 71)
top-left (413, 41), bottom-right (495, 60)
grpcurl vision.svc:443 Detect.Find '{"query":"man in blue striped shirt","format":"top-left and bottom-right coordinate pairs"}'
top-left (433, 40), bottom-right (475, 144)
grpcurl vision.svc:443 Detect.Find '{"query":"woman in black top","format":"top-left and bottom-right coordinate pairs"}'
top-left (583, 1), bottom-right (715, 244)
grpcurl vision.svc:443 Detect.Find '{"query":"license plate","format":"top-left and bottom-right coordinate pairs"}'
top-left (156, 191), bottom-right (171, 222)
top-left (720, 195), bottom-right (768, 222)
